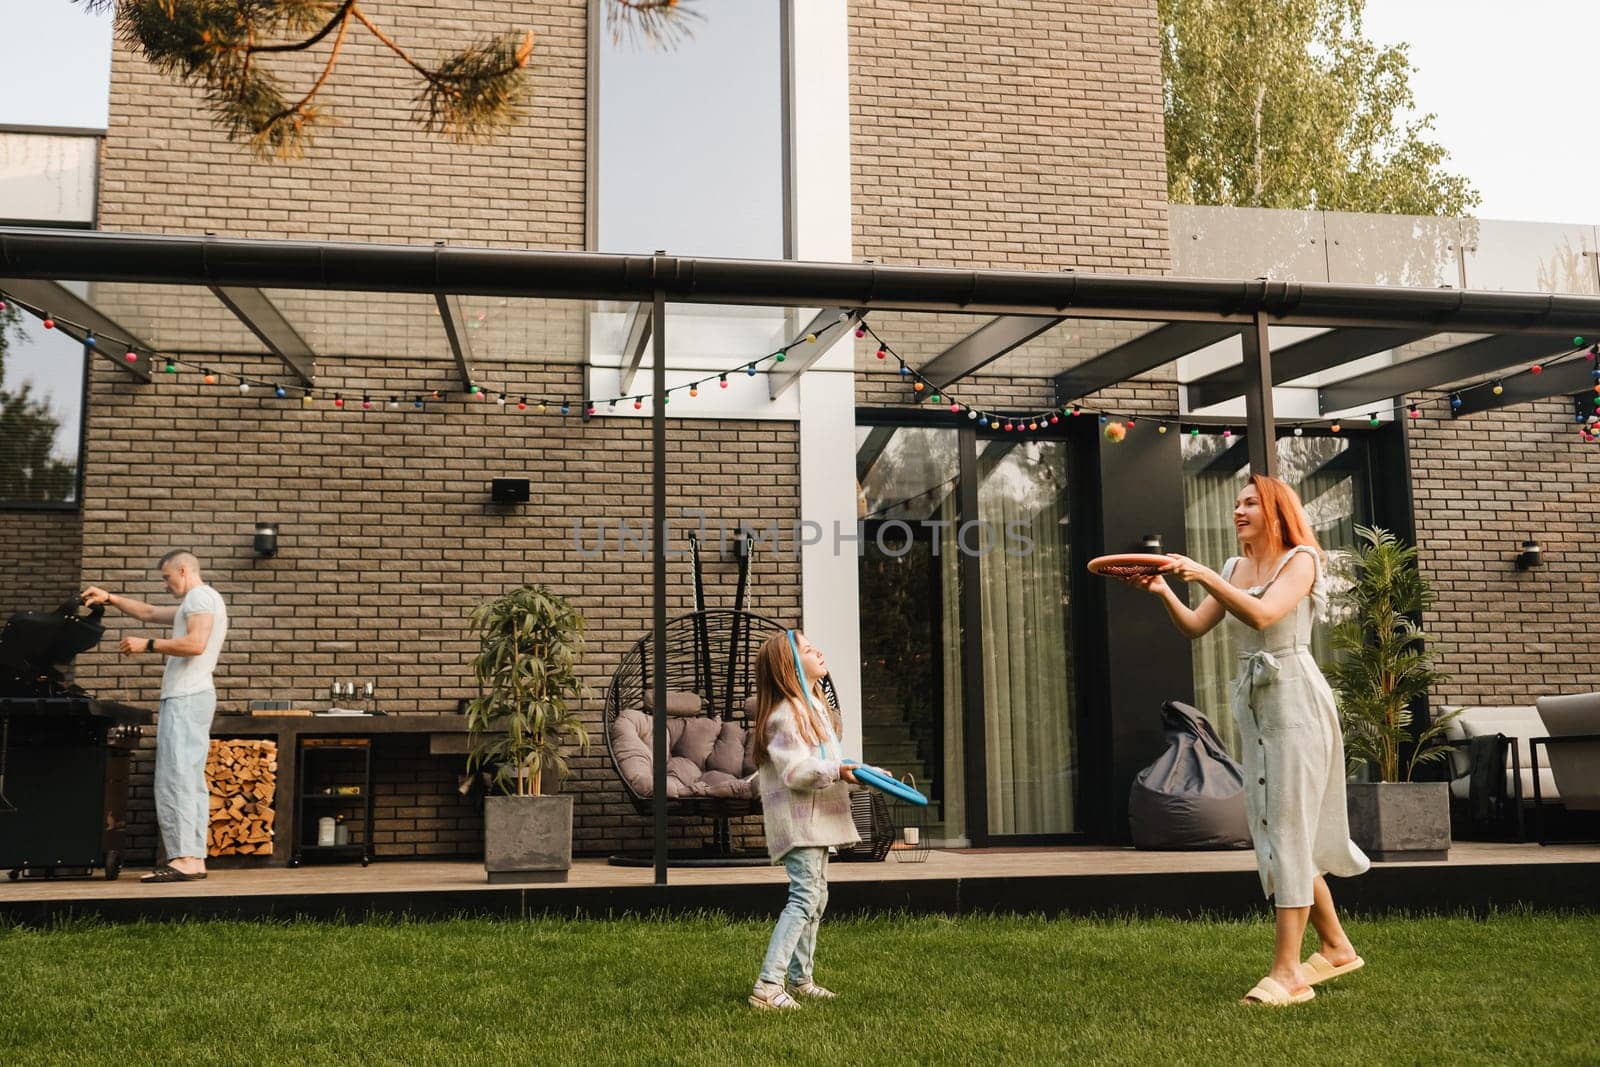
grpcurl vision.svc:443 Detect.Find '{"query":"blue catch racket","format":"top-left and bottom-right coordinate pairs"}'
top-left (844, 761), bottom-right (929, 806)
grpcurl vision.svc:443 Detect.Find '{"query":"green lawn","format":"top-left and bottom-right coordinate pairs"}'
top-left (2, 912), bottom-right (1595, 1065)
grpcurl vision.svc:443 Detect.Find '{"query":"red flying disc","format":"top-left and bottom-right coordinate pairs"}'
top-left (1087, 553), bottom-right (1173, 578)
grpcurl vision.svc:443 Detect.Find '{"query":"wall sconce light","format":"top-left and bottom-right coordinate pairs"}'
top-left (1515, 535), bottom-right (1542, 571)
top-left (490, 478), bottom-right (531, 505)
top-left (1140, 532), bottom-right (1164, 552)
top-left (253, 522), bottom-right (278, 558)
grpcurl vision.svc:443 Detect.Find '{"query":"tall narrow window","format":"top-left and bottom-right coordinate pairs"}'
top-left (596, 0), bottom-right (784, 258)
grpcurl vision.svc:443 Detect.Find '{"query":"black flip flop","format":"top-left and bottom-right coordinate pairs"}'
top-left (140, 866), bottom-right (207, 883)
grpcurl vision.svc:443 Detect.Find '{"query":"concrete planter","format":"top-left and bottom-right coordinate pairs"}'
top-left (484, 794), bottom-right (573, 883)
top-left (1346, 781), bottom-right (1450, 862)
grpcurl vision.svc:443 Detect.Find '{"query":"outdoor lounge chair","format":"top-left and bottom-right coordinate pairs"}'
top-left (1531, 692), bottom-right (1600, 844)
top-left (1442, 705), bottom-right (1549, 841)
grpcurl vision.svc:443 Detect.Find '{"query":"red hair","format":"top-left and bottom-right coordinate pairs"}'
top-left (1247, 474), bottom-right (1321, 559)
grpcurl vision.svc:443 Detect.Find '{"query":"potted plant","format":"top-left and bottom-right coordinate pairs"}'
top-left (1326, 525), bottom-right (1460, 861)
top-left (465, 584), bottom-right (590, 883)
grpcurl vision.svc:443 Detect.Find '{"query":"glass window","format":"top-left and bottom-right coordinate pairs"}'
top-left (0, 309), bottom-right (84, 506)
top-left (595, 0), bottom-right (784, 258)
top-left (857, 425), bottom-right (962, 844)
top-left (1182, 433), bottom-right (1371, 753)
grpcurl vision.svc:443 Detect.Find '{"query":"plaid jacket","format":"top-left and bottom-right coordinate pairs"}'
top-left (756, 700), bottom-right (862, 863)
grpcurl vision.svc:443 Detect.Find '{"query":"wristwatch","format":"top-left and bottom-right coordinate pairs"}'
top-left (146, 638), bottom-right (157, 653)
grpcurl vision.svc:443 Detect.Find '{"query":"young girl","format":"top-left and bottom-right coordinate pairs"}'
top-left (747, 629), bottom-right (862, 1010)
top-left (1127, 475), bottom-right (1369, 1005)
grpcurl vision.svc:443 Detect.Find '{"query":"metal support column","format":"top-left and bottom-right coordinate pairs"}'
top-left (1239, 310), bottom-right (1277, 478)
top-left (651, 278), bottom-right (669, 886)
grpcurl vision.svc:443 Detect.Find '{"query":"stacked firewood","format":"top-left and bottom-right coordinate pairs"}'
top-left (207, 739), bottom-right (278, 856)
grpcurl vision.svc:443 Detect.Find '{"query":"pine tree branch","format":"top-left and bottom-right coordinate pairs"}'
top-left (348, 2), bottom-right (433, 81)
top-left (248, 0), bottom-right (355, 55)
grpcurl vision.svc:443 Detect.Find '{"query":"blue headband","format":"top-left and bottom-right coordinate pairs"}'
top-left (786, 629), bottom-right (817, 713)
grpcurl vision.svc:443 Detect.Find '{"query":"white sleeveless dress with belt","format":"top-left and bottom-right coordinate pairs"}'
top-left (1223, 545), bottom-right (1370, 908)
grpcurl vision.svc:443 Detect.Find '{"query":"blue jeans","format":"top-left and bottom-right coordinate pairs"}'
top-left (758, 846), bottom-right (829, 985)
top-left (155, 691), bottom-right (216, 861)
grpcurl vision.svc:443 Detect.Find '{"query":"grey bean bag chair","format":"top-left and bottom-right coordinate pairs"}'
top-left (1128, 700), bottom-right (1251, 850)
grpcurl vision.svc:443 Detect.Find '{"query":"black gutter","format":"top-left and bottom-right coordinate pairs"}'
top-left (6, 227), bottom-right (1600, 331)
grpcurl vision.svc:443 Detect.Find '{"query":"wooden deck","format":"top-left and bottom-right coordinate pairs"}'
top-left (5, 841), bottom-right (1597, 925)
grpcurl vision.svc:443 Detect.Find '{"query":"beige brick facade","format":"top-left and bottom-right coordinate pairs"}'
top-left (0, 512), bottom-right (83, 620)
top-left (1409, 395), bottom-right (1600, 705)
top-left (849, 0), bottom-right (1170, 273)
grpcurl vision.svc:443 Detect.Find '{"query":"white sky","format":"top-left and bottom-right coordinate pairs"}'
top-left (1362, 1), bottom-right (1599, 225)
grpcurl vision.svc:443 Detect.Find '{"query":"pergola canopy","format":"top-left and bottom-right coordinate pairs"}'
top-left (5, 226), bottom-right (1597, 431)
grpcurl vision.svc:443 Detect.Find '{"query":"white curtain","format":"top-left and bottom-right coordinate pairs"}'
top-left (976, 441), bottom-right (1075, 835)
top-left (938, 486), bottom-right (966, 843)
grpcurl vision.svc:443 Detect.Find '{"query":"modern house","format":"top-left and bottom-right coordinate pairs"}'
top-left (2, 1), bottom-right (1596, 862)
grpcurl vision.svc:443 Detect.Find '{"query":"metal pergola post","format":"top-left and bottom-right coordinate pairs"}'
top-left (1239, 310), bottom-right (1277, 478)
top-left (650, 276), bottom-right (669, 886)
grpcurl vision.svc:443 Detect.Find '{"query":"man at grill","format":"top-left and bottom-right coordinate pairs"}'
top-left (81, 550), bottom-right (229, 883)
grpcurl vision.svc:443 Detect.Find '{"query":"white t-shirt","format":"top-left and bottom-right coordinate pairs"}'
top-left (160, 584), bottom-right (229, 698)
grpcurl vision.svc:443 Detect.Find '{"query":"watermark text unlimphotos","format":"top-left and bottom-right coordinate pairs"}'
top-left (571, 510), bottom-right (1035, 559)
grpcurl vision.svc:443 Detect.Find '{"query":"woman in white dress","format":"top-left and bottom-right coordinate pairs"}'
top-left (1128, 474), bottom-right (1370, 1005)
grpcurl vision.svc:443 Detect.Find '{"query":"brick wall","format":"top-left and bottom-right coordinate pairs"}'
top-left (1410, 395), bottom-right (1600, 705)
top-left (99, 1), bottom-right (587, 246)
top-left (79, 355), bottom-right (802, 861)
top-left (0, 512), bottom-right (82, 620)
top-left (849, 0), bottom-right (1170, 273)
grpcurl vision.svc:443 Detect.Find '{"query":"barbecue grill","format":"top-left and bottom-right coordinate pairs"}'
top-left (0, 599), bottom-right (151, 880)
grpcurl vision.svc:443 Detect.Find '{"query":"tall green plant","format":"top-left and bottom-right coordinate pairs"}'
top-left (465, 584), bottom-right (589, 797)
top-left (1326, 525), bottom-right (1457, 782)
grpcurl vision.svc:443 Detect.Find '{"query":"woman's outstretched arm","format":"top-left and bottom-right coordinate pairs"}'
top-left (1163, 551), bottom-right (1316, 632)
top-left (1128, 572), bottom-right (1226, 640)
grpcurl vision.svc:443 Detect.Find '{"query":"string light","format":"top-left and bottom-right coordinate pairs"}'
top-left (203, 369), bottom-right (217, 385)
top-left (1330, 421), bottom-right (1341, 433)
top-left (276, 386), bottom-right (287, 399)
top-left (1491, 381), bottom-right (1504, 396)
top-left (84, 333), bottom-right (96, 348)
top-left (238, 381), bottom-right (250, 395)
top-left (334, 394), bottom-right (344, 408)
top-left (164, 358), bottom-right (177, 374)
top-left (1408, 404), bottom-right (1420, 418)
top-left (1293, 426), bottom-right (1304, 436)
top-left (42, 317), bottom-right (54, 330)
top-left (1368, 412), bottom-right (1380, 427)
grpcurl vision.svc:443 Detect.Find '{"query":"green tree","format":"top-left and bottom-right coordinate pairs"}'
top-left (76, 0), bottom-right (697, 160)
top-left (0, 306), bottom-right (77, 504)
top-left (1161, 0), bottom-right (1478, 215)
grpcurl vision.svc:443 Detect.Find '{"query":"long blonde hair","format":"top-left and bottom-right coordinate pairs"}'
top-left (751, 630), bottom-right (840, 766)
